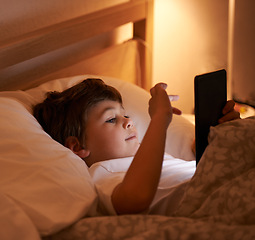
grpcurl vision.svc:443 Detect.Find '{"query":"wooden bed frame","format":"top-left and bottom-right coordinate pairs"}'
top-left (0, 0), bottom-right (153, 91)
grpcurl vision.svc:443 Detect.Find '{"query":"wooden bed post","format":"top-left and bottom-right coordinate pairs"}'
top-left (133, 0), bottom-right (154, 91)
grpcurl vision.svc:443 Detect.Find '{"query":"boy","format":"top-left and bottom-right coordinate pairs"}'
top-left (33, 78), bottom-right (239, 215)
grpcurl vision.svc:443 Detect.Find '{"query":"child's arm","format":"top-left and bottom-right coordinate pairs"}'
top-left (112, 83), bottom-right (181, 214)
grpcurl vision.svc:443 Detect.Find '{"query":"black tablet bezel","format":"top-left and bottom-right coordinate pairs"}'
top-left (194, 69), bottom-right (227, 165)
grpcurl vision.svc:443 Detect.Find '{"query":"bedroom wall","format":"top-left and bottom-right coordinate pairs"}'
top-left (152, 0), bottom-right (229, 114)
top-left (231, 0), bottom-right (255, 107)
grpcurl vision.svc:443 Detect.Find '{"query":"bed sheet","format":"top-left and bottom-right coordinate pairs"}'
top-left (89, 155), bottom-right (195, 216)
top-left (46, 117), bottom-right (255, 240)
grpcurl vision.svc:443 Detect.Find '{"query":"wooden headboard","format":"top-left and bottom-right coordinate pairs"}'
top-left (0, 0), bottom-right (153, 91)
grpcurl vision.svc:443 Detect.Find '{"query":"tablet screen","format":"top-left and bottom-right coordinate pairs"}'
top-left (194, 69), bottom-right (227, 165)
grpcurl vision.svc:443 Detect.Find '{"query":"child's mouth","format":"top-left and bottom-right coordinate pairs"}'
top-left (125, 133), bottom-right (137, 141)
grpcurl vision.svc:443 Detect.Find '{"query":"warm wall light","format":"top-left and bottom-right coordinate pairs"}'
top-left (153, 0), bottom-right (229, 114)
top-left (227, 0), bottom-right (235, 99)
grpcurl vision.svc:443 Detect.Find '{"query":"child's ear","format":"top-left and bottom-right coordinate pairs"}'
top-left (65, 136), bottom-right (90, 159)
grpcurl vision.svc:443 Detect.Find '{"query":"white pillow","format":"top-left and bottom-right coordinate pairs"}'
top-left (0, 74), bottom-right (195, 160)
top-left (0, 193), bottom-right (40, 240)
top-left (0, 97), bottom-right (97, 236)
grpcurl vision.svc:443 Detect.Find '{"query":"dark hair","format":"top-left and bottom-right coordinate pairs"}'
top-left (33, 78), bottom-right (122, 147)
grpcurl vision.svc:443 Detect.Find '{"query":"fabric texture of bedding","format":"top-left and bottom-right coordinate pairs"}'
top-left (47, 215), bottom-right (255, 240)
top-left (0, 193), bottom-right (40, 240)
top-left (174, 116), bottom-right (255, 221)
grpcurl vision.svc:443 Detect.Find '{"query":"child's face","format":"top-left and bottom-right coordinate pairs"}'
top-left (84, 100), bottom-right (140, 166)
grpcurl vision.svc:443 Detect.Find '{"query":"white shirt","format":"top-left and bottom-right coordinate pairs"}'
top-left (88, 154), bottom-right (196, 216)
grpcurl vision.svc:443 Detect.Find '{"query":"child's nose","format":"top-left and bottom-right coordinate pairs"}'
top-left (123, 117), bottom-right (133, 129)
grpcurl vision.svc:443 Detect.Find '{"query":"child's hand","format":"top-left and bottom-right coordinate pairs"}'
top-left (149, 83), bottom-right (181, 127)
top-left (218, 100), bottom-right (240, 124)
top-left (192, 100), bottom-right (240, 156)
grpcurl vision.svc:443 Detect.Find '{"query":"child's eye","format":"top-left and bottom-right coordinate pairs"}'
top-left (124, 115), bottom-right (129, 119)
top-left (106, 118), bottom-right (116, 123)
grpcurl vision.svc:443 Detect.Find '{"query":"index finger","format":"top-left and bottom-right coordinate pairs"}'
top-left (222, 100), bottom-right (235, 114)
top-left (150, 82), bottom-right (168, 96)
top-left (158, 82), bottom-right (167, 90)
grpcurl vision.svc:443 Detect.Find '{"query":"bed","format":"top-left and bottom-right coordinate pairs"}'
top-left (0, 1), bottom-right (255, 239)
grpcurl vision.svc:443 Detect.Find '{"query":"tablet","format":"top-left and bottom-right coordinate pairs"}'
top-left (194, 69), bottom-right (227, 165)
